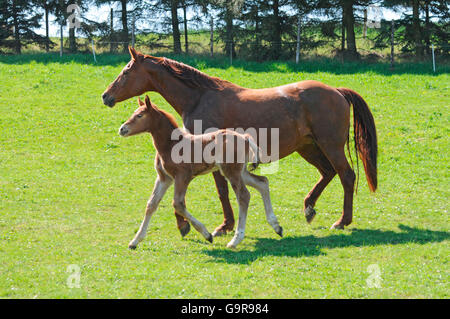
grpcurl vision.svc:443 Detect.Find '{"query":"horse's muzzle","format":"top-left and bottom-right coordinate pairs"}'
top-left (102, 93), bottom-right (115, 107)
top-left (119, 125), bottom-right (129, 137)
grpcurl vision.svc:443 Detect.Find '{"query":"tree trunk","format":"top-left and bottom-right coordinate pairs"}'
top-left (121, 0), bottom-right (129, 53)
top-left (424, 0), bottom-right (430, 55)
top-left (341, 12), bottom-right (345, 51)
top-left (69, 26), bottom-right (76, 53)
top-left (271, 0), bottom-right (281, 60)
top-left (225, 4), bottom-right (235, 58)
top-left (342, 0), bottom-right (357, 59)
top-left (170, 0), bottom-right (181, 54)
top-left (412, 0), bottom-right (423, 59)
top-left (12, 0), bottom-right (21, 54)
top-left (45, 4), bottom-right (49, 52)
top-left (110, 8), bottom-right (114, 53)
top-left (182, 3), bottom-right (188, 54)
top-left (255, 6), bottom-right (260, 60)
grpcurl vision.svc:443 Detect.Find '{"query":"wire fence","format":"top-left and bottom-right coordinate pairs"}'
top-left (31, 5), bottom-right (449, 72)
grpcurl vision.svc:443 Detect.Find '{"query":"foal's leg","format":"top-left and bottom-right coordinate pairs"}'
top-left (174, 212), bottom-right (190, 238)
top-left (129, 176), bottom-right (173, 249)
top-left (241, 170), bottom-right (283, 237)
top-left (224, 169), bottom-right (250, 249)
top-left (173, 177), bottom-right (213, 243)
top-left (211, 171), bottom-right (235, 237)
top-left (297, 144), bottom-right (336, 224)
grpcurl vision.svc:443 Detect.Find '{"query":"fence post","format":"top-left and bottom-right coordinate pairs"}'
top-left (110, 8), bottom-right (114, 53)
top-left (296, 14), bottom-right (301, 64)
top-left (432, 44), bottom-right (435, 72)
top-left (390, 20), bottom-right (395, 70)
top-left (91, 39), bottom-right (97, 63)
top-left (230, 40), bottom-right (233, 65)
top-left (210, 15), bottom-right (214, 58)
top-left (60, 19), bottom-right (63, 57)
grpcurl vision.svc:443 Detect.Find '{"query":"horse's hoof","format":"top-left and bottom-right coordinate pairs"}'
top-left (206, 233), bottom-right (213, 243)
top-left (212, 228), bottom-right (227, 237)
top-left (275, 226), bottom-right (283, 237)
top-left (330, 222), bottom-right (345, 230)
top-left (179, 222), bottom-right (191, 238)
top-left (305, 206), bottom-right (316, 224)
top-left (226, 242), bottom-right (237, 249)
top-left (128, 244), bottom-right (137, 250)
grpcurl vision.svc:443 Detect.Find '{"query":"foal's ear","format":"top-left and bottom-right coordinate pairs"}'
top-left (129, 46), bottom-right (139, 62)
top-left (137, 97), bottom-right (145, 106)
top-left (144, 95), bottom-right (152, 108)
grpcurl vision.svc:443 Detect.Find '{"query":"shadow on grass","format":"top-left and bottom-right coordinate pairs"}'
top-left (203, 224), bottom-right (450, 264)
top-left (0, 52), bottom-right (447, 75)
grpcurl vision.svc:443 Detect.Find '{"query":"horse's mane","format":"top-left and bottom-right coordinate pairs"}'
top-left (146, 55), bottom-right (231, 90)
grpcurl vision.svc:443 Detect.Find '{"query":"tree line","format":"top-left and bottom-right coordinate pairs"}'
top-left (0, 0), bottom-right (448, 60)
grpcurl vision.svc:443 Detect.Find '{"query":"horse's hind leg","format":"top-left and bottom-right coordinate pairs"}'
top-left (297, 144), bottom-right (336, 223)
top-left (241, 170), bottom-right (283, 237)
top-left (222, 168), bottom-right (250, 248)
top-left (313, 143), bottom-right (355, 229)
top-left (211, 171), bottom-right (235, 237)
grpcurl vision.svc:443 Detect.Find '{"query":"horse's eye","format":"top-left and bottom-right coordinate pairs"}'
top-left (137, 114), bottom-right (143, 118)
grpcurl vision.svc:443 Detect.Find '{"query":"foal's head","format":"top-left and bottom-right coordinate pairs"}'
top-left (118, 95), bottom-right (157, 137)
top-left (119, 95), bottom-right (178, 138)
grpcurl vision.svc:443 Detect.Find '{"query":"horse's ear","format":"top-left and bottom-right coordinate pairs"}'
top-left (137, 97), bottom-right (144, 106)
top-left (129, 46), bottom-right (138, 61)
top-left (144, 95), bottom-right (152, 108)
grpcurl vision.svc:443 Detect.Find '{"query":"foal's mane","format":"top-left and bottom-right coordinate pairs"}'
top-left (145, 55), bottom-right (231, 90)
top-left (157, 108), bottom-right (179, 129)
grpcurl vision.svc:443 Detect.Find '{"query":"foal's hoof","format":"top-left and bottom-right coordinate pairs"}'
top-left (275, 226), bottom-right (283, 237)
top-left (128, 244), bottom-right (137, 250)
top-left (206, 233), bottom-right (213, 243)
top-left (212, 228), bottom-right (227, 237)
top-left (179, 222), bottom-right (191, 238)
top-left (304, 206), bottom-right (317, 224)
top-left (330, 222), bottom-right (345, 230)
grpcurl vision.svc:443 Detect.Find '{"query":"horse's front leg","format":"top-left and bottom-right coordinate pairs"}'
top-left (211, 171), bottom-right (235, 237)
top-left (129, 176), bottom-right (172, 249)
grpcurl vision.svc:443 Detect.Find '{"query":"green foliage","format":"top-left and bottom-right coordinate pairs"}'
top-left (0, 54), bottom-right (448, 298)
top-left (0, 0), bottom-right (45, 53)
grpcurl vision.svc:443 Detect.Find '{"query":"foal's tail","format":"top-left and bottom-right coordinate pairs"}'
top-left (245, 134), bottom-right (261, 171)
top-left (337, 88), bottom-right (378, 192)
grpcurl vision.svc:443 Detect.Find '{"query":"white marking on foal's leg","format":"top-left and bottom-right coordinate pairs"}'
top-left (242, 170), bottom-right (282, 237)
top-left (227, 182), bottom-right (249, 249)
top-left (129, 177), bottom-right (172, 249)
top-left (176, 207), bottom-right (213, 243)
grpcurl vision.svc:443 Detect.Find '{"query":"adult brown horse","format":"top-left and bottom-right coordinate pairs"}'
top-left (102, 47), bottom-right (377, 235)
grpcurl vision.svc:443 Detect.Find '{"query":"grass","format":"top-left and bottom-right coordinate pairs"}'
top-left (0, 53), bottom-right (449, 298)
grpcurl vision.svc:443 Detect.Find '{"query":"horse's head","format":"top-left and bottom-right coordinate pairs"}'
top-left (119, 95), bottom-right (155, 137)
top-left (102, 47), bottom-right (151, 107)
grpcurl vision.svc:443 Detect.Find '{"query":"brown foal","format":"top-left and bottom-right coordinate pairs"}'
top-left (103, 47), bottom-right (377, 235)
top-left (120, 96), bottom-right (282, 249)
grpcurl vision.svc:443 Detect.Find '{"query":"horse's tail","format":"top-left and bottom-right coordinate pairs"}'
top-left (337, 88), bottom-right (378, 192)
top-left (245, 134), bottom-right (260, 171)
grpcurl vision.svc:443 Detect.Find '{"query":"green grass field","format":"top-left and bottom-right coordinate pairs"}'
top-left (0, 53), bottom-right (448, 298)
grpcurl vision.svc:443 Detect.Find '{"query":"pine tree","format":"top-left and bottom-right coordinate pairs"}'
top-left (0, 0), bottom-right (45, 53)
